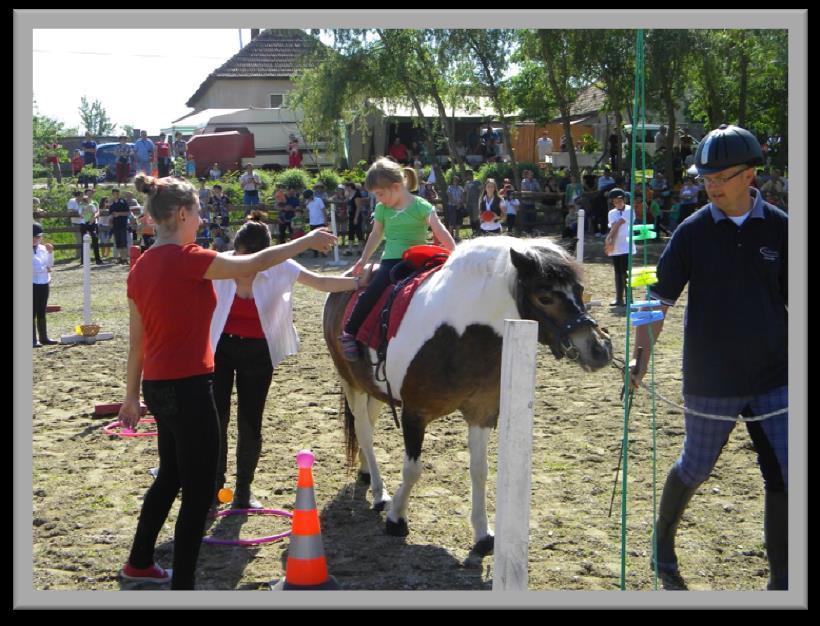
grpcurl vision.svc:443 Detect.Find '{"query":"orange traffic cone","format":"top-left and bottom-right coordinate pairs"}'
top-left (270, 449), bottom-right (339, 590)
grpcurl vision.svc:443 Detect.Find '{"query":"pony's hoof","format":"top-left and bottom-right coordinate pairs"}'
top-left (372, 500), bottom-right (387, 512)
top-left (357, 471), bottom-right (371, 485)
top-left (385, 517), bottom-right (409, 537)
top-left (472, 535), bottom-right (495, 557)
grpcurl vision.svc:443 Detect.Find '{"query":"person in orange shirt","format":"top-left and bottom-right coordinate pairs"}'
top-left (139, 209), bottom-right (156, 251)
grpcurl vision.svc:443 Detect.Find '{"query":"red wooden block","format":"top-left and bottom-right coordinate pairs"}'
top-left (46, 305), bottom-right (61, 313)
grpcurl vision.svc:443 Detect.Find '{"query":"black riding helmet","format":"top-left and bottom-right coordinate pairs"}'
top-left (33, 222), bottom-right (44, 237)
top-left (608, 187), bottom-right (626, 199)
top-left (687, 124), bottom-right (763, 176)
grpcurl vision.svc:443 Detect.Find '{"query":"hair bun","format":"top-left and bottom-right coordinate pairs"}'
top-left (247, 209), bottom-right (268, 223)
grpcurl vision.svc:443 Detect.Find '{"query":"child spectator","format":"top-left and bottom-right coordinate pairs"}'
top-left (155, 134), bottom-right (172, 178)
top-left (79, 193), bottom-right (103, 265)
top-left (139, 208), bottom-right (156, 252)
top-left (332, 184), bottom-right (349, 248)
top-left (305, 189), bottom-right (326, 258)
top-left (211, 223), bottom-right (231, 252)
top-left (273, 183), bottom-right (287, 205)
top-left (208, 184), bottom-right (231, 232)
top-left (445, 175), bottom-right (465, 241)
top-left (209, 163), bottom-right (222, 181)
top-left (71, 150), bottom-right (85, 179)
top-left (32, 222), bottom-right (58, 347)
top-left (290, 208), bottom-right (306, 240)
top-left (97, 197), bottom-right (112, 257)
top-left (276, 202), bottom-right (292, 245)
top-left (185, 154), bottom-right (196, 179)
top-left (501, 184), bottom-right (520, 235)
top-left (109, 189), bottom-right (131, 264)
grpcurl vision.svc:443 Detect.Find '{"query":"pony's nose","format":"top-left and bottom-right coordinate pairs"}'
top-left (591, 337), bottom-right (613, 365)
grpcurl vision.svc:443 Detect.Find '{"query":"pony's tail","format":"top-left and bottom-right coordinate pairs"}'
top-left (343, 394), bottom-right (358, 468)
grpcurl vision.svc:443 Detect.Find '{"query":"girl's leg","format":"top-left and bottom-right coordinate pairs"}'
top-left (212, 337), bottom-right (236, 496)
top-left (343, 259), bottom-right (403, 337)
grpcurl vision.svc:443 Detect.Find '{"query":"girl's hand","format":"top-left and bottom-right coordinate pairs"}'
top-left (118, 398), bottom-right (142, 430)
top-left (351, 259), bottom-right (365, 277)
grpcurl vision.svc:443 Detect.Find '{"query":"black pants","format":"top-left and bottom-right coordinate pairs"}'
top-left (506, 213), bottom-right (517, 233)
top-left (33, 283), bottom-right (50, 343)
top-left (212, 335), bottom-right (274, 493)
top-left (344, 258), bottom-right (403, 336)
top-left (80, 223), bottom-right (102, 264)
top-left (612, 253), bottom-right (629, 304)
top-left (348, 214), bottom-right (363, 243)
top-left (158, 157), bottom-right (171, 178)
top-left (278, 222), bottom-right (292, 244)
top-left (129, 374), bottom-right (219, 590)
top-left (521, 204), bottom-right (536, 233)
top-left (593, 195), bottom-right (609, 235)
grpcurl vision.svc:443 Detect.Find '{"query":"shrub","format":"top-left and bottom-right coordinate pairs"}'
top-left (275, 168), bottom-right (311, 190)
top-left (314, 168), bottom-right (341, 190)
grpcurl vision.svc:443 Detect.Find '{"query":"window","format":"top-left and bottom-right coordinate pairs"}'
top-left (270, 93), bottom-right (284, 108)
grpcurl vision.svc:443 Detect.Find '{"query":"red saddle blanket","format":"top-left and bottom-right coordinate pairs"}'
top-left (343, 265), bottom-right (444, 352)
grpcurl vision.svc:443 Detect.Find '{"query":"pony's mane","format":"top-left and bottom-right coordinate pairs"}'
top-left (444, 236), bottom-right (580, 285)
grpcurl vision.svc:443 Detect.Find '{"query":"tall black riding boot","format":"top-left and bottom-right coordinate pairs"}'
top-left (611, 268), bottom-right (625, 306)
top-left (764, 490), bottom-right (788, 590)
top-left (37, 316), bottom-right (58, 345)
top-left (652, 467), bottom-right (698, 590)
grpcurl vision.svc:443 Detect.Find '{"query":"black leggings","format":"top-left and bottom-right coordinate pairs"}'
top-left (33, 283), bottom-right (49, 342)
top-left (80, 223), bottom-right (102, 263)
top-left (612, 253), bottom-right (629, 303)
top-left (128, 374), bottom-right (219, 590)
top-left (212, 335), bottom-right (274, 491)
top-left (344, 258), bottom-right (403, 336)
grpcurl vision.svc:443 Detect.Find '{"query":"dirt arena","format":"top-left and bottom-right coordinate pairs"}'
top-left (31, 242), bottom-right (775, 591)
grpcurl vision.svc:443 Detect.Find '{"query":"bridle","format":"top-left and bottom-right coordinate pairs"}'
top-left (515, 282), bottom-right (598, 361)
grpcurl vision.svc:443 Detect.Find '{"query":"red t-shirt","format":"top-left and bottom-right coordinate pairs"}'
top-left (222, 295), bottom-right (265, 339)
top-left (389, 143), bottom-right (408, 161)
top-left (156, 142), bottom-right (171, 158)
top-left (127, 243), bottom-right (218, 380)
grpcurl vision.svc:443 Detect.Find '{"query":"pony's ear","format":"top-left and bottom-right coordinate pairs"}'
top-left (510, 248), bottom-right (538, 278)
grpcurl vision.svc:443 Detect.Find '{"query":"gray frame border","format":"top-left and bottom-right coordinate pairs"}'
top-left (15, 9), bottom-right (806, 610)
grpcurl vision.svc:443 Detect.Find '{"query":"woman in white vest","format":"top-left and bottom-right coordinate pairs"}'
top-left (209, 212), bottom-right (360, 509)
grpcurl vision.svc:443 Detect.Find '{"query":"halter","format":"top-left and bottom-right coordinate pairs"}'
top-left (515, 282), bottom-right (598, 361)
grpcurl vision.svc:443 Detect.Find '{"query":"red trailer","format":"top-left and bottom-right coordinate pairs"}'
top-left (186, 130), bottom-right (255, 178)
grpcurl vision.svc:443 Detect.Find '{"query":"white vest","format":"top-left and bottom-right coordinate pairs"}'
top-left (210, 256), bottom-right (302, 367)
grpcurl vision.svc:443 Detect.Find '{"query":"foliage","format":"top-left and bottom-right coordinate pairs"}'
top-left (275, 168), bottom-right (312, 190)
top-left (314, 168), bottom-right (342, 190)
top-left (78, 96), bottom-right (117, 136)
top-left (337, 160), bottom-right (369, 184)
top-left (475, 161), bottom-right (543, 186)
top-left (580, 134), bottom-right (601, 154)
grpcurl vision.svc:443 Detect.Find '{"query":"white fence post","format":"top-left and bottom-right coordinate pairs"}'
top-left (326, 203), bottom-right (345, 266)
top-left (576, 208), bottom-right (585, 264)
top-left (83, 234), bottom-right (91, 325)
top-left (493, 319), bottom-right (538, 591)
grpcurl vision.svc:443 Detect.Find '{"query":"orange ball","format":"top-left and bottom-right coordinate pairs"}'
top-left (217, 488), bottom-right (233, 504)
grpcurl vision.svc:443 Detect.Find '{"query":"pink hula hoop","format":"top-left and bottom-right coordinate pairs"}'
top-left (103, 417), bottom-right (158, 437)
top-left (202, 508), bottom-right (293, 546)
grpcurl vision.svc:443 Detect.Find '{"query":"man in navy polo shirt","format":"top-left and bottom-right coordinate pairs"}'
top-left (630, 124), bottom-right (788, 591)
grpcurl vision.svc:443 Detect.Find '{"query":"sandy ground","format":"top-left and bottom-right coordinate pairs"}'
top-left (31, 239), bottom-right (775, 591)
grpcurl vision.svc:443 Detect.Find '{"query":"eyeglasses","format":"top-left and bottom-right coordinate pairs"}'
top-left (695, 167), bottom-right (749, 187)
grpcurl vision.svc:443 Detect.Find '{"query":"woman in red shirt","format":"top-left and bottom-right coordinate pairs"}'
top-left (388, 137), bottom-right (409, 164)
top-left (118, 174), bottom-right (336, 589)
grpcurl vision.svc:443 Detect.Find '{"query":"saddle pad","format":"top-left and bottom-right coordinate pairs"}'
top-left (343, 265), bottom-right (444, 352)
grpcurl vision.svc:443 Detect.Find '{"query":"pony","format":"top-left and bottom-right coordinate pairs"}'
top-left (322, 236), bottom-right (612, 562)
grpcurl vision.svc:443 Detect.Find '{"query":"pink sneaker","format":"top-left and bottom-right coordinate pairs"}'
top-left (120, 562), bottom-right (172, 583)
top-left (339, 331), bottom-right (360, 361)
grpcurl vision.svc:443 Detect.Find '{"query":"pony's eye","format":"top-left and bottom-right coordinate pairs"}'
top-left (537, 295), bottom-right (554, 306)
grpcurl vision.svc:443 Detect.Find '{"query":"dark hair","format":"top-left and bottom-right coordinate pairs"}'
top-left (212, 184), bottom-right (222, 191)
top-left (33, 222), bottom-right (44, 237)
top-left (233, 211), bottom-right (271, 254)
top-left (303, 189), bottom-right (314, 199)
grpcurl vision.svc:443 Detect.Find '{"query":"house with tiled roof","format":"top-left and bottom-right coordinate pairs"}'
top-left (175, 29), bottom-right (331, 169)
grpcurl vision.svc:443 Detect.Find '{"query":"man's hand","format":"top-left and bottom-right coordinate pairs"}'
top-left (304, 227), bottom-right (336, 254)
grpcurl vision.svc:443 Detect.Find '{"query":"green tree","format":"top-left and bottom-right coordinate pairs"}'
top-left (448, 29), bottom-right (522, 184)
top-left (517, 30), bottom-right (596, 180)
top-left (33, 99), bottom-right (70, 169)
top-left (645, 29), bottom-right (693, 184)
top-left (78, 96), bottom-right (117, 136)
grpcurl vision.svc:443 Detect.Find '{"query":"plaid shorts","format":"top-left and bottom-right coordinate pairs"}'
top-left (675, 386), bottom-right (788, 491)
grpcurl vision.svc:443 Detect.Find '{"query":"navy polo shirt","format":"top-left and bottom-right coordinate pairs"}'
top-left (649, 188), bottom-right (787, 397)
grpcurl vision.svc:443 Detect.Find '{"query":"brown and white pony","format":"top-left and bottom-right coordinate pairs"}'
top-left (322, 236), bottom-right (612, 562)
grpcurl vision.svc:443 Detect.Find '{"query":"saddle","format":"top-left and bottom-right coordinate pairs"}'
top-left (342, 245), bottom-right (450, 354)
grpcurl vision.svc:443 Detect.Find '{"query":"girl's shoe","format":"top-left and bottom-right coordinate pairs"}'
top-left (119, 562), bottom-right (172, 583)
top-left (339, 332), bottom-right (360, 361)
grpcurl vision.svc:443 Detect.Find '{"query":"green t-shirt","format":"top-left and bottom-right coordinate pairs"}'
top-left (375, 196), bottom-right (434, 260)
